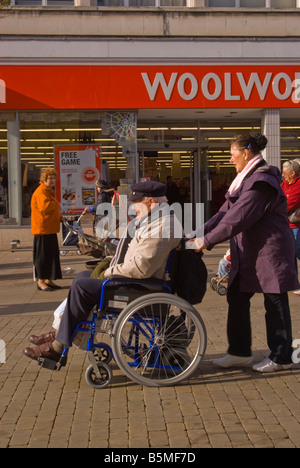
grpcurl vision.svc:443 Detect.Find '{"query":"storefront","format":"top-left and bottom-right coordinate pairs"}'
top-left (1, 64), bottom-right (300, 228)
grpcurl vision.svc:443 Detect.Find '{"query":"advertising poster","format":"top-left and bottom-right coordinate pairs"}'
top-left (54, 145), bottom-right (101, 215)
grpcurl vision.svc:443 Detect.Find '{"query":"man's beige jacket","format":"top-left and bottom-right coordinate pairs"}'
top-left (104, 204), bottom-right (182, 280)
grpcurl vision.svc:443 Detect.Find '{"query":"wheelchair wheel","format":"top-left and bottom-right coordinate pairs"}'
top-left (85, 361), bottom-right (112, 389)
top-left (112, 293), bottom-right (207, 387)
top-left (93, 347), bottom-right (113, 364)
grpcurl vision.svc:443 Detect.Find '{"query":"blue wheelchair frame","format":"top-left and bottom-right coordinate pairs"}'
top-left (49, 251), bottom-right (175, 373)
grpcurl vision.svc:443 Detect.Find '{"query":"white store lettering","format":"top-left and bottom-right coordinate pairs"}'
top-left (201, 73), bottom-right (222, 100)
top-left (236, 72), bottom-right (272, 100)
top-left (0, 80), bottom-right (6, 104)
top-left (177, 73), bottom-right (199, 101)
top-left (272, 72), bottom-right (293, 100)
top-left (142, 71), bottom-right (299, 103)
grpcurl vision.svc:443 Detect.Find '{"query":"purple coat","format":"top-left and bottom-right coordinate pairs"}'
top-left (204, 163), bottom-right (299, 294)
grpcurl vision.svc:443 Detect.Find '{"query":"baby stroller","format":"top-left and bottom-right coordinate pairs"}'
top-left (60, 213), bottom-right (85, 257)
top-left (63, 191), bottom-right (127, 264)
top-left (77, 217), bottom-right (118, 257)
top-left (210, 249), bottom-right (231, 296)
top-left (210, 271), bottom-right (229, 296)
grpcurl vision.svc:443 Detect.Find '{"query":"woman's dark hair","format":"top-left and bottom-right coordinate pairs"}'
top-left (231, 133), bottom-right (268, 154)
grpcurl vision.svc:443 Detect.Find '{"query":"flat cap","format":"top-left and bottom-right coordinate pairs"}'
top-left (129, 181), bottom-right (167, 201)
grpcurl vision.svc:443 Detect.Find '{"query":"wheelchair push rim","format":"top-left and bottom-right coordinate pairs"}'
top-left (111, 293), bottom-right (207, 387)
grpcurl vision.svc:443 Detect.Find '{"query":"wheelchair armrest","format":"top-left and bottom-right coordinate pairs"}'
top-left (99, 276), bottom-right (172, 312)
top-left (106, 275), bottom-right (165, 286)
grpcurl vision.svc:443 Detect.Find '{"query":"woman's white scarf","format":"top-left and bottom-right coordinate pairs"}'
top-left (228, 154), bottom-right (263, 194)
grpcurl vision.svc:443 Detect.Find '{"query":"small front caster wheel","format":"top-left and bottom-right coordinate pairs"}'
top-left (85, 362), bottom-right (112, 389)
top-left (93, 347), bottom-right (113, 364)
top-left (217, 285), bottom-right (227, 296)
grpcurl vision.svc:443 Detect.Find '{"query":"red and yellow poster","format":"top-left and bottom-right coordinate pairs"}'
top-left (54, 144), bottom-right (101, 215)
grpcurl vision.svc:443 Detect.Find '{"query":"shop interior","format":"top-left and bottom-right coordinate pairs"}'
top-left (0, 108), bottom-right (300, 224)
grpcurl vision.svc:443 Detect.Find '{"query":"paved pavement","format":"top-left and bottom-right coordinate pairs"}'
top-left (0, 245), bottom-right (300, 449)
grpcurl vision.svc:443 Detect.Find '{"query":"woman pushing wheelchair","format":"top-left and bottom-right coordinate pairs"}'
top-left (189, 133), bottom-right (299, 373)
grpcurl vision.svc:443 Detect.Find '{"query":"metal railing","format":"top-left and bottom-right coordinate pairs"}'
top-left (11, 0), bottom-right (188, 5)
top-left (207, 0), bottom-right (299, 7)
top-left (12, 1), bottom-right (74, 5)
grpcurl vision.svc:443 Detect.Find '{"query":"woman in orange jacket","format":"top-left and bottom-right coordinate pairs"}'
top-left (31, 168), bottom-right (63, 291)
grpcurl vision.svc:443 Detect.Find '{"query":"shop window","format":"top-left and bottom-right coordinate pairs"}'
top-left (97, 0), bottom-right (187, 5)
top-left (280, 123), bottom-right (300, 169)
top-left (47, 0), bottom-right (74, 4)
top-left (271, 0), bottom-right (296, 7)
top-left (14, 0), bottom-right (74, 5)
top-left (97, 0), bottom-right (124, 5)
top-left (14, 0), bottom-right (43, 5)
top-left (208, 0), bottom-right (236, 7)
top-left (128, 0), bottom-right (156, 5)
top-left (208, 0), bottom-right (297, 6)
top-left (240, 0), bottom-right (267, 7)
top-left (18, 111), bottom-right (132, 220)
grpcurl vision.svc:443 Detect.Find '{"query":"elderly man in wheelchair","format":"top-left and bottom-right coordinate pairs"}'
top-left (23, 181), bottom-right (207, 388)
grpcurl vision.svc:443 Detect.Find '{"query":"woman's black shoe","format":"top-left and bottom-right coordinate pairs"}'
top-left (45, 281), bottom-right (62, 290)
top-left (37, 283), bottom-right (53, 291)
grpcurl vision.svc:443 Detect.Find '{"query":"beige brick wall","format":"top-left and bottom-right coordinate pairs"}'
top-left (1, 8), bottom-right (300, 37)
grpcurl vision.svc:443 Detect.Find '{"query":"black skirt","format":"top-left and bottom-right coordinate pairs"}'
top-left (33, 234), bottom-right (62, 280)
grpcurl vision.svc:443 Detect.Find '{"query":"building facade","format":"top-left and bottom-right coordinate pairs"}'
top-left (0, 2), bottom-right (300, 247)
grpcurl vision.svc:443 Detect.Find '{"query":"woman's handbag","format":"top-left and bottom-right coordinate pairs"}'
top-left (288, 207), bottom-right (300, 225)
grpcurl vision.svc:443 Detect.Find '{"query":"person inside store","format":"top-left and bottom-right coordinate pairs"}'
top-left (23, 181), bottom-right (182, 364)
top-left (84, 178), bottom-right (114, 214)
top-left (84, 178), bottom-right (115, 237)
top-left (281, 159), bottom-right (300, 296)
top-left (31, 168), bottom-right (63, 292)
top-left (189, 133), bottom-right (299, 373)
top-left (166, 175), bottom-right (181, 205)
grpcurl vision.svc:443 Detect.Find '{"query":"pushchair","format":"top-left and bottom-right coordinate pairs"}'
top-left (62, 191), bottom-right (127, 264)
top-left (210, 271), bottom-right (229, 296)
top-left (62, 212), bottom-right (117, 263)
top-left (210, 250), bottom-right (231, 296)
top-left (36, 247), bottom-right (208, 389)
top-left (60, 212), bottom-right (85, 257)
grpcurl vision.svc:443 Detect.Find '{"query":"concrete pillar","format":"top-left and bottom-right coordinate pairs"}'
top-left (7, 113), bottom-right (22, 225)
top-left (261, 109), bottom-right (281, 169)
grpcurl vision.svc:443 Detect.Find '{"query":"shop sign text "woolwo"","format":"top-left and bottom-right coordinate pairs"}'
top-left (0, 80), bottom-right (6, 104)
top-left (141, 71), bottom-right (300, 103)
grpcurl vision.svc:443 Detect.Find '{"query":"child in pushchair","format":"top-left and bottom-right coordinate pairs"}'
top-left (210, 249), bottom-right (231, 296)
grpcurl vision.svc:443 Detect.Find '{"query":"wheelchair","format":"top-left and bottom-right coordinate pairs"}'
top-left (37, 251), bottom-right (207, 389)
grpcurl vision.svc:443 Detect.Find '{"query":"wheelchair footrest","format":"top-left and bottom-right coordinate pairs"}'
top-left (37, 355), bottom-right (67, 371)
